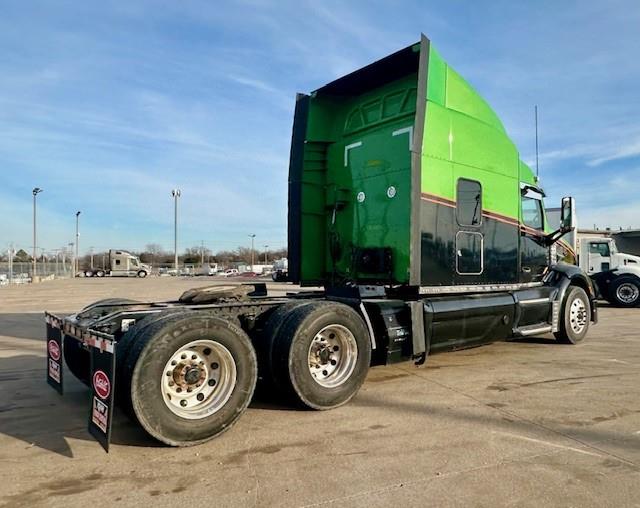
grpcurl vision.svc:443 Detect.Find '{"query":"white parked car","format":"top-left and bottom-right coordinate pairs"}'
top-left (221, 269), bottom-right (239, 277)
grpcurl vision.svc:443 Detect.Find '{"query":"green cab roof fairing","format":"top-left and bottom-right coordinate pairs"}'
top-left (288, 34), bottom-right (546, 286)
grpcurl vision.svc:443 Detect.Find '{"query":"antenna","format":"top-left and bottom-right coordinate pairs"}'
top-left (535, 105), bottom-right (539, 178)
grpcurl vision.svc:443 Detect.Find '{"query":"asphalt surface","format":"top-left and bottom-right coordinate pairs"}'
top-left (0, 278), bottom-right (639, 507)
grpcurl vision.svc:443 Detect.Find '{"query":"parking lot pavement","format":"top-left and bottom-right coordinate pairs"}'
top-left (1, 278), bottom-right (639, 507)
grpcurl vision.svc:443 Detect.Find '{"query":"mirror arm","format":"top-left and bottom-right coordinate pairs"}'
top-left (544, 227), bottom-right (570, 246)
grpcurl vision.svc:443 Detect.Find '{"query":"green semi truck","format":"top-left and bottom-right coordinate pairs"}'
top-left (45, 35), bottom-right (596, 450)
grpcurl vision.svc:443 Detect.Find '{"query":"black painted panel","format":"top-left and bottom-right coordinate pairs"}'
top-left (420, 201), bottom-right (518, 285)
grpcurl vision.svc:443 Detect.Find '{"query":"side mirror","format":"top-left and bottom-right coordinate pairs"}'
top-left (560, 196), bottom-right (575, 231)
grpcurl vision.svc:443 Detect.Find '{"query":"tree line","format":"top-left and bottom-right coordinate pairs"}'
top-left (1, 244), bottom-right (287, 268)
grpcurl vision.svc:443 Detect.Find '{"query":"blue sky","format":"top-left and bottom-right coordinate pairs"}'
top-left (1, 0), bottom-right (639, 255)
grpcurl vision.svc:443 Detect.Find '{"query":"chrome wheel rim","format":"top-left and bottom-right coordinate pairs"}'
top-left (616, 283), bottom-right (639, 304)
top-left (161, 340), bottom-right (236, 419)
top-left (307, 324), bottom-right (358, 388)
top-left (569, 297), bottom-right (588, 335)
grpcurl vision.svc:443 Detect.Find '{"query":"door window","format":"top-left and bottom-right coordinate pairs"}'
top-left (456, 179), bottom-right (482, 226)
top-left (522, 196), bottom-right (544, 230)
top-left (589, 242), bottom-right (610, 257)
top-left (456, 231), bottom-right (483, 275)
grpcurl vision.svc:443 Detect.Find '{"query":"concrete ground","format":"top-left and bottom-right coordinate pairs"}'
top-left (0, 278), bottom-right (639, 508)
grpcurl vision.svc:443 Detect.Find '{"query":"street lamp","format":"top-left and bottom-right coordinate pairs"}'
top-left (171, 189), bottom-right (181, 271)
top-left (32, 187), bottom-right (43, 278)
top-left (75, 211), bottom-right (81, 275)
top-left (264, 245), bottom-right (269, 264)
top-left (249, 234), bottom-right (256, 272)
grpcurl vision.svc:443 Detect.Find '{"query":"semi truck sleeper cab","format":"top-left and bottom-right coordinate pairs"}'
top-left (44, 34), bottom-right (596, 451)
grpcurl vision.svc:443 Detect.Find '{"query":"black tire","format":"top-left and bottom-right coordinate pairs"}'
top-left (554, 286), bottom-right (590, 344)
top-left (115, 310), bottom-right (195, 411)
top-left (123, 314), bottom-right (257, 446)
top-left (137, 270), bottom-right (148, 278)
top-left (609, 276), bottom-right (640, 308)
top-left (63, 335), bottom-right (90, 386)
top-left (255, 301), bottom-right (313, 392)
top-left (271, 302), bottom-right (371, 410)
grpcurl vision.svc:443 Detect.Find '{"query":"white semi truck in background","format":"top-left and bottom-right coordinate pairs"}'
top-left (578, 237), bottom-right (640, 307)
top-left (83, 250), bottom-right (151, 278)
top-left (549, 205), bottom-right (640, 307)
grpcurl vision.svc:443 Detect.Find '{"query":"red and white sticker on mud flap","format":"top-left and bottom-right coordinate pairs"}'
top-left (48, 340), bottom-right (61, 361)
top-left (93, 370), bottom-right (111, 400)
top-left (92, 396), bottom-right (109, 433)
top-left (48, 358), bottom-right (61, 383)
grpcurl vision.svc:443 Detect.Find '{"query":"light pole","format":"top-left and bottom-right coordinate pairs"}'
top-left (89, 246), bottom-right (94, 270)
top-left (32, 187), bottom-right (43, 277)
top-left (249, 234), bottom-right (256, 272)
top-left (171, 189), bottom-right (181, 271)
top-left (75, 211), bottom-right (81, 275)
top-left (264, 245), bottom-right (268, 264)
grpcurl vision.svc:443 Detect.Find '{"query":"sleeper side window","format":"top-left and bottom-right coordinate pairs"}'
top-left (456, 179), bottom-right (482, 227)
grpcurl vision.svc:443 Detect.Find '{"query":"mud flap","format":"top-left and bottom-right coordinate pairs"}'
top-left (88, 337), bottom-right (116, 453)
top-left (45, 313), bottom-right (64, 394)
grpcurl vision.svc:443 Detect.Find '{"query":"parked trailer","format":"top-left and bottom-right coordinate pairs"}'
top-left (45, 35), bottom-right (597, 451)
top-left (83, 250), bottom-right (151, 278)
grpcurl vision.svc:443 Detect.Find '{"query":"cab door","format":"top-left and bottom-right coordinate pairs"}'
top-left (587, 241), bottom-right (611, 274)
top-left (519, 188), bottom-right (548, 283)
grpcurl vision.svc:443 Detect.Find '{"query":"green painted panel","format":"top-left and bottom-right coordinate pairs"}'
top-left (450, 109), bottom-right (519, 183)
top-left (426, 45), bottom-right (446, 106)
top-left (422, 101), bottom-right (450, 164)
top-left (446, 67), bottom-right (505, 133)
top-left (421, 156), bottom-right (453, 199)
top-left (519, 160), bottom-right (537, 185)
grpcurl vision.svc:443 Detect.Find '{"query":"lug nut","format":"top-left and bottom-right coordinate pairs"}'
top-left (180, 400), bottom-right (187, 407)
top-left (176, 387), bottom-right (182, 393)
top-left (196, 393), bottom-right (204, 402)
top-left (208, 379), bottom-right (216, 387)
top-left (191, 354), bottom-right (197, 360)
top-left (210, 362), bottom-right (219, 370)
top-left (181, 354), bottom-right (187, 360)
top-left (203, 348), bottom-right (211, 356)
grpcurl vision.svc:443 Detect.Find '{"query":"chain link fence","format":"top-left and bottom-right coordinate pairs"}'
top-left (0, 261), bottom-right (74, 286)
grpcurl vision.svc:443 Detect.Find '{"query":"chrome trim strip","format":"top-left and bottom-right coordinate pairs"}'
top-left (419, 282), bottom-right (543, 295)
top-left (519, 298), bottom-right (550, 305)
top-left (518, 325), bottom-right (552, 336)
